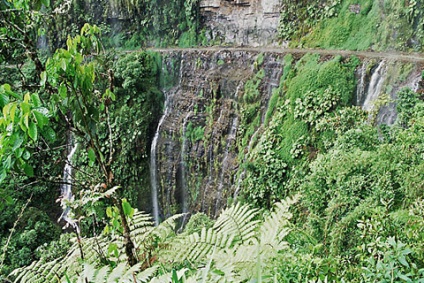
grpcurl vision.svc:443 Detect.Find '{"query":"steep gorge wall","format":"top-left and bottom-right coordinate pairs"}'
top-left (153, 50), bottom-right (280, 218)
top-left (150, 50), bottom-right (424, 220)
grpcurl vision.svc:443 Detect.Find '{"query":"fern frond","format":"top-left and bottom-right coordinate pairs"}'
top-left (107, 262), bottom-right (127, 283)
top-left (93, 265), bottom-right (110, 282)
top-left (176, 227), bottom-right (233, 262)
top-left (129, 211), bottom-right (154, 239)
top-left (259, 196), bottom-right (297, 250)
top-left (213, 202), bottom-right (260, 244)
top-left (134, 266), bottom-right (158, 282)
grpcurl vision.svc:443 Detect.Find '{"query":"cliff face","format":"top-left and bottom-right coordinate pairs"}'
top-left (149, 49), bottom-right (423, 220)
top-left (151, 50), bottom-right (284, 218)
top-left (200, 0), bottom-right (282, 46)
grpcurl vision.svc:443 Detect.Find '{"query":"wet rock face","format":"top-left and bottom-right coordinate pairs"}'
top-left (153, 50), bottom-right (284, 218)
top-left (200, 0), bottom-right (282, 46)
top-left (152, 50), bottom-right (423, 220)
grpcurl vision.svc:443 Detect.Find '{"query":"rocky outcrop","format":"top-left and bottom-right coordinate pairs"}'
top-left (200, 0), bottom-right (282, 46)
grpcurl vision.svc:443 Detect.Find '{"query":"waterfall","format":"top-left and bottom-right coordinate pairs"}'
top-left (150, 97), bottom-right (169, 226)
top-left (58, 135), bottom-right (78, 232)
top-left (362, 61), bottom-right (386, 112)
top-left (356, 61), bottom-right (367, 106)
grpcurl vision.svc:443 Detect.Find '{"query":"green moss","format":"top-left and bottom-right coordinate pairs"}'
top-left (294, 0), bottom-right (421, 51)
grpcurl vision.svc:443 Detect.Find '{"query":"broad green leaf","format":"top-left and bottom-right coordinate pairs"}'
top-left (398, 256), bottom-right (409, 268)
top-left (61, 59), bottom-right (67, 71)
top-left (28, 122), bottom-right (38, 141)
top-left (0, 170), bottom-right (6, 184)
top-left (23, 163), bottom-right (34, 177)
top-left (3, 103), bottom-right (11, 119)
top-left (9, 103), bottom-right (17, 122)
top-left (107, 243), bottom-right (119, 258)
top-left (59, 84), bottom-right (67, 99)
top-left (122, 200), bottom-right (133, 217)
top-left (12, 134), bottom-right (24, 151)
top-left (5, 195), bottom-right (13, 205)
top-left (20, 102), bottom-right (31, 114)
top-left (33, 110), bottom-right (49, 129)
top-left (172, 270), bottom-right (179, 283)
top-left (14, 148), bottom-right (24, 159)
top-left (2, 84), bottom-right (11, 93)
top-left (22, 150), bottom-right (30, 160)
top-left (31, 93), bottom-right (42, 107)
top-left (23, 93), bottom-right (30, 103)
top-left (398, 274), bottom-right (411, 282)
top-left (40, 71), bottom-right (47, 87)
top-left (88, 148), bottom-right (96, 166)
top-left (0, 93), bottom-right (9, 108)
top-left (106, 207), bottom-right (113, 218)
top-left (19, 114), bottom-right (29, 131)
top-left (4, 155), bottom-right (12, 170)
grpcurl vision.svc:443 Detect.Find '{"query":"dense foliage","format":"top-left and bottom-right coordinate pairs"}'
top-left (280, 0), bottom-right (424, 51)
top-left (1, 0), bottom-right (424, 282)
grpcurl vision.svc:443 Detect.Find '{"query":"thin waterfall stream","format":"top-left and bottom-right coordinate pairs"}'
top-left (58, 135), bottom-right (78, 232)
top-left (150, 96), bottom-right (169, 226)
top-left (362, 61), bottom-right (386, 112)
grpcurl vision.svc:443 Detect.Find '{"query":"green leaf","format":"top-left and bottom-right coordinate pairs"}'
top-left (172, 270), bottom-right (179, 283)
top-left (5, 195), bottom-right (13, 205)
top-left (2, 103), bottom-right (11, 120)
top-left (61, 59), bottom-right (67, 71)
top-left (14, 148), bottom-right (24, 159)
top-left (0, 93), bottom-right (9, 108)
top-left (88, 148), bottom-right (96, 167)
top-left (59, 84), bottom-right (67, 99)
top-left (21, 102), bottom-right (31, 114)
top-left (40, 71), bottom-right (47, 86)
top-left (122, 200), bottom-right (133, 217)
top-left (28, 122), bottom-right (38, 141)
top-left (9, 103), bottom-right (17, 122)
top-left (19, 114), bottom-right (29, 131)
top-left (106, 206), bottom-right (113, 218)
top-left (33, 110), bottom-right (49, 129)
top-left (31, 93), bottom-right (42, 107)
top-left (107, 243), bottom-right (119, 258)
top-left (3, 155), bottom-right (12, 170)
top-left (12, 134), bottom-right (24, 151)
top-left (398, 273), bottom-right (411, 282)
top-left (22, 150), bottom-right (31, 160)
top-left (23, 163), bottom-right (34, 177)
top-left (398, 256), bottom-right (409, 268)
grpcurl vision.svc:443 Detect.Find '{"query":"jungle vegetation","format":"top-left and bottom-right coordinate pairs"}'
top-left (0, 0), bottom-right (424, 282)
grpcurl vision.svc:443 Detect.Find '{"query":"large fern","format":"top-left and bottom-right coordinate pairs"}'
top-left (9, 199), bottom-right (297, 283)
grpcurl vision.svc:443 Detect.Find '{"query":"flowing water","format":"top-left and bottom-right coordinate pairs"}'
top-left (150, 96), bottom-right (170, 225)
top-left (362, 61), bottom-right (387, 112)
top-left (58, 135), bottom-right (78, 231)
